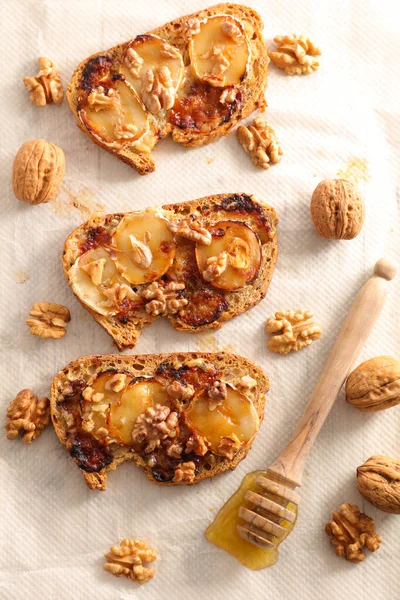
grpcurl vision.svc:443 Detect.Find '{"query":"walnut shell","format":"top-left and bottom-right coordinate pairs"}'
top-left (310, 178), bottom-right (365, 239)
top-left (346, 356), bottom-right (400, 412)
top-left (12, 139), bottom-right (65, 205)
top-left (357, 456), bottom-right (400, 514)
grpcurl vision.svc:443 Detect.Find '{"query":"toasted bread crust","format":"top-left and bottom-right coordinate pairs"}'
top-left (66, 4), bottom-right (268, 174)
top-left (51, 352), bottom-right (269, 490)
top-left (62, 193), bottom-right (278, 350)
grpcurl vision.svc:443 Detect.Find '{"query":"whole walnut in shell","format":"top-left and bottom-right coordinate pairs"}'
top-left (310, 178), bottom-right (365, 239)
top-left (357, 456), bottom-right (400, 514)
top-left (12, 139), bottom-right (65, 205)
top-left (346, 356), bottom-right (400, 412)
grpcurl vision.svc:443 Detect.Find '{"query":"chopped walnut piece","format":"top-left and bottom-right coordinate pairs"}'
top-left (237, 117), bottom-right (283, 170)
top-left (87, 86), bottom-right (120, 110)
top-left (99, 283), bottom-right (140, 312)
top-left (23, 57), bottom-right (64, 106)
top-left (82, 386), bottom-right (105, 403)
top-left (142, 281), bottom-right (188, 317)
top-left (167, 442), bottom-right (183, 458)
top-left (185, 435), bottom-right (208, 456)
top-left (103, 538), bottom-right (157, 584)
top-left (207, 381), bottom-right (227, 410)
top-left (202, 251), bottom-right (228, 282)
top-left (105, 373), bottom-right (128, 393)
top-left (129, 232), bottom-right (152, 268)
top-left (132, 404), bottom-right (179, 453)
top-left (113, 114), bottom-right (138, 140)
top-left (220, 87), bottom-right (237, 104)
top-left (173, 461), bottom-right (196, 483)
top-left (167, 380), bottom-right (195, 401)
top-left (325, 503), bottom-right (381, 562)
top-left (212, 54), bottom-right (230, 78)
top-left (182, 17), bottom-right (201, 38)
top-left (217, 434), bottom-right (241, 459)
top-left (26, 302), bottom-right (71, 339)
top-left (221, 20), bottom-right (243, 42)
top-left (124, 47), bottom-right (144, 79)
top-left (166, 217), bottom-right (212, 245)
top-left (270, 34), bottom-right (321, 75)
top-left (5, 389), bottom-right (50, 444)
top-left (141, 66), bottom-right (175, 113)
top-left (81, 258), bottom-right (106, 286)
top-left (266, 309), bottom-right (322, 355)
top-left (160, 43), bottom-right (182, 59)
top-left (237, 375), bottom-right (257, 390)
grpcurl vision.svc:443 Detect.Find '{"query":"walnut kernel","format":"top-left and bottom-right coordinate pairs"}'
top-left (167, 380), bottom-right (195, 401)
top-left (270, 34), bottom-right (321, 75)
top-left (141, 66), bottom-right (175, 113)
top-left (266, 309), bottom-right (321, 355)
top-left (132, 404), bottom-right (179, 453)
top-left (237, 118), bottom-right (283, 170)
top-left (237, 375), bottom-right (257, 390)
top-left (185, 435), bottom-right (208, 456)
top-left (325, 503), bottom-right (381, 562)
top-left (173, 461), bottom-right (196, 483)
top-left (5, 389), bottom-right (50, 444)
top-left (103, 538), bottom-right (157, 584)
top-left (166, 216), bottom-right (212, 245)
top-left (142, 281), bottom-right (188, 317)
top-left (202, 251), bottom-right (228, 282)
top-left (26, 302), bottom-right (71, 339)
top-left (311, 179), bottom-right (365, 240)
top-left (23, 57), bottom-right (64, 106)
top-left (182, 18), bottom-right (201, 38)
top-left (217, 434), bottom-right (241, 459)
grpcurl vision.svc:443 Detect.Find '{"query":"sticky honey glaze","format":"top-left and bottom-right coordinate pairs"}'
top-left (206, 471), bottom-right (297, 570)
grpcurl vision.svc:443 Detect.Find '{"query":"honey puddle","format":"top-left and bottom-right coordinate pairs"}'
top-left (337, 157), bottom-right (370, 184)
top-left (206, 471), bottom-right (297, 570)
top-left (49, 185), bottom-right (105, 220)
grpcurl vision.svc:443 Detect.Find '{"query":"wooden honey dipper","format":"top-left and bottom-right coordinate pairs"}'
top-left (206, 259), bottom-right (397, 567)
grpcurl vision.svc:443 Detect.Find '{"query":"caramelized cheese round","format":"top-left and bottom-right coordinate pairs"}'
top-left (120, 34), bottom-right (184, 98)
top-left (109, 379), bottom-right (170, 445)
top-left (112, 211), bottom-right (176, 284)
top-left (82, 372), bottom-right (131, 436)
top-left (195, 221), bottom-right (261, 290)
top-left (184, 384), bottom-right (259, 453)
top-left (80, 79), bottom-right (149, 146)
top-left (69, 247), bottom-right (129, 316)
top-left (189, 16), bottom-right (250, 88)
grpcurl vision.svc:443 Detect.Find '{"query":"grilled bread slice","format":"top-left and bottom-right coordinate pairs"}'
top-left (62, 193), bottom-right (278, 350)
top-left (66, 4), bottom-right (269, 174)
top-left (51, 352), bottom-right (269, 491)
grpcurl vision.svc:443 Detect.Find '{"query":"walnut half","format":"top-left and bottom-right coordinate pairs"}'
top-left (237, 118), bottom-right (283, 170)
top-left (23, 57), bottom-right (64, 106)
top-left (269, 34), bottom-right (321, 75)
top-left (103, 538), bottom-right (157, 584)
top-left (266, 309), bottom-right (321, 355)
top-left (5, 389), bottom-right (50, 444)
top-left (325, 503), bottom-right (381, 562)
top-left (26, 302), bottom-right (71, 339)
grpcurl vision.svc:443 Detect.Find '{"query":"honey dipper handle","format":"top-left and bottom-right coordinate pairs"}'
top-left (269, 259), bottom-right (397, 487)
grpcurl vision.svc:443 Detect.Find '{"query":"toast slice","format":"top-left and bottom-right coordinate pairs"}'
top-left (62, 193), bottom-right (278, 350)
top-left (51, 352), bottom-right (269, 491)
top-left (66, 4), bottom-right (269, 174)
